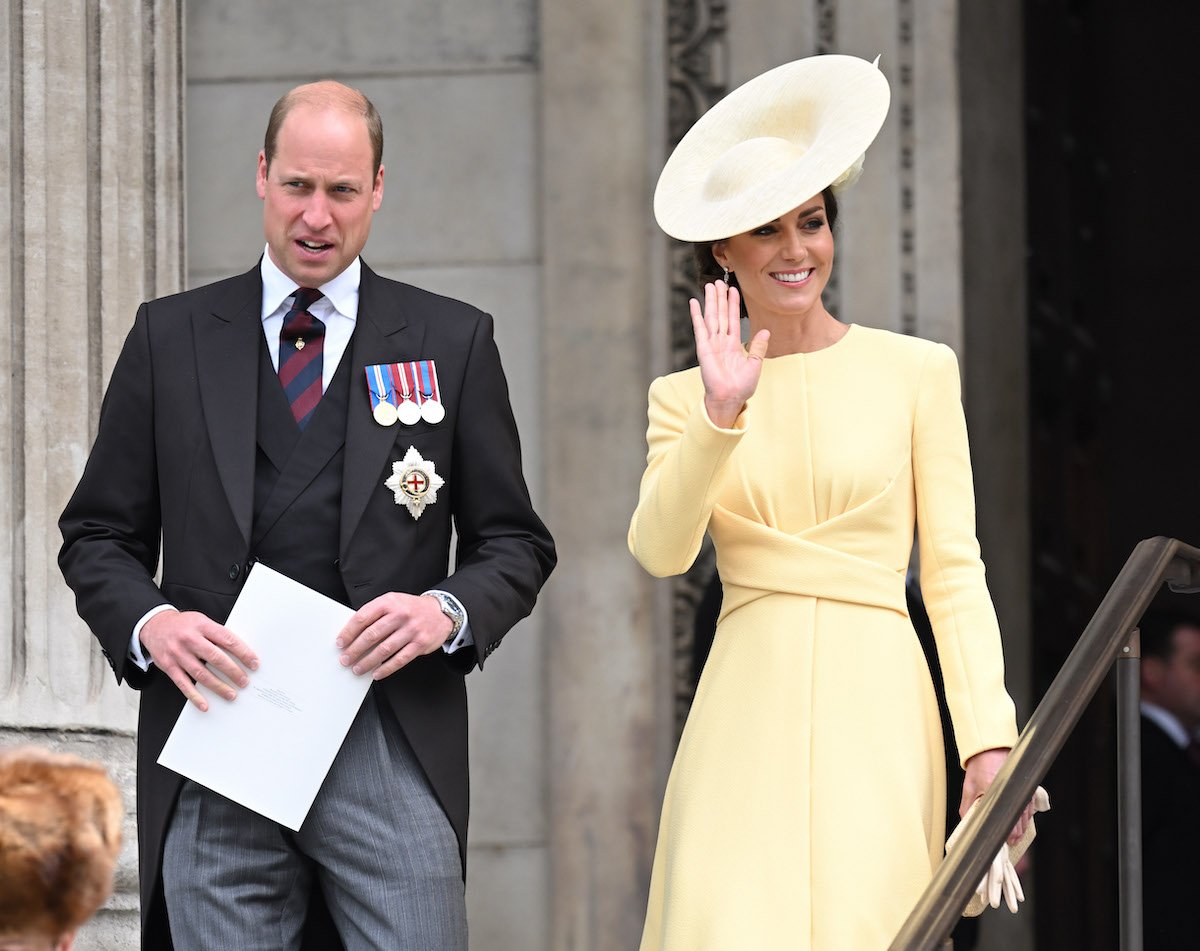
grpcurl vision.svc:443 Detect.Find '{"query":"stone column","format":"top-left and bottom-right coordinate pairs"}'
top-left (959, 6), bottom-right (1033, 951)
top-left (541, 1), bottom-right (668, 948)
top-left (0, 1), bottom-right (183, 946)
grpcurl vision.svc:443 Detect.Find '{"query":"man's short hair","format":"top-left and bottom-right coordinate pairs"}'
top-left (0, 747), bottom-right (123, 941)
top-left (263, 81), bottom-right (384, 176)
top-left (1140, 611), bottom-right (1200, 661)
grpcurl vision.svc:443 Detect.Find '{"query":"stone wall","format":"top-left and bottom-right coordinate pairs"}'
top-left (1, 1), bottom-right (184, 947)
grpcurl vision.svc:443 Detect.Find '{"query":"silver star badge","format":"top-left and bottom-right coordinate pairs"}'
top-left (385, 446), bottom-right (445, 521)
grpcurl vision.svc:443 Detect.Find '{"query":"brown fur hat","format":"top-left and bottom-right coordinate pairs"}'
top-left (0, 746), bottom-right (123, 939)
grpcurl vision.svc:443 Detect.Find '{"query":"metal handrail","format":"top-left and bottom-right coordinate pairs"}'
top-left (889, 536), bottom-right (1200, 950)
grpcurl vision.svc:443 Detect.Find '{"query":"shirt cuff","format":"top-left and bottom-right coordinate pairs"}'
top-left (424, 589), bottom-right (474, 653)
top-left (129, 604), bottom-right (176, 671)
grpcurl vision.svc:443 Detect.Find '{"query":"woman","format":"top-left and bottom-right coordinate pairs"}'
top-left (629, 55), bottom-right (1028, 948)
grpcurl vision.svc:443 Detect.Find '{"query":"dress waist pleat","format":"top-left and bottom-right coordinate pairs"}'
top-left (712, 506), bottom-right (909, 621)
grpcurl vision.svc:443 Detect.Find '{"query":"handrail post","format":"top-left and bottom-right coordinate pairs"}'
top-left (888, 538), bottom-right (1200, 949)
top-left (1116, 628), bottom-right (1143, 951)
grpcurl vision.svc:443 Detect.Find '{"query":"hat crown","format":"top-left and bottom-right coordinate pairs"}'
top-left (704, 137), bottom-right (808, 202)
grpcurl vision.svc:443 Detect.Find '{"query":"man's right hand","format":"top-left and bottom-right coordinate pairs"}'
top-left (140, 609), bottom-right (259, 712)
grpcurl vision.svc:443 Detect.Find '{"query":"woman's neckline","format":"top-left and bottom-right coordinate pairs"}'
top-left (764, 322), bottom-right (856, 359)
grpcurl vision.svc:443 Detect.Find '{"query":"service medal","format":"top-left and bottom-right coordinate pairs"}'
top-left (397, 399), bottom-right (422, 426)
top-left (384, 446), bottom-right (445, 521)
top-left (373, 401), bottom-right (399, 426)
top-left (390, 363), bottom-right (422, 426)
top-left (364, 364), bottom-right (399, 427)
top-left (421, 399), bottom-right (446, 424)
top-left (411, 360), bottom-right (446, 425)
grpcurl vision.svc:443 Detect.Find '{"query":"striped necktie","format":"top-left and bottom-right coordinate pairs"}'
top-left (278, 287), bottom-right (325, 430)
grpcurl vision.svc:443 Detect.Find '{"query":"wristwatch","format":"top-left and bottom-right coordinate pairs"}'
top-left (426, 591), bottom-right (466, 645)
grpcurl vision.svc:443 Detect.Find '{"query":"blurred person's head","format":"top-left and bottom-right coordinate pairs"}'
top-left (1140, 612), bottom-right (1200, 733)
top-left (0, 748), bottom-right (123, 951)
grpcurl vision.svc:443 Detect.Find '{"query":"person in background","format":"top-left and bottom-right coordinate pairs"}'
top-left (1138, 611), bottom-right (1200, 950)
top-left (0, 747), bottom-right (123, 951)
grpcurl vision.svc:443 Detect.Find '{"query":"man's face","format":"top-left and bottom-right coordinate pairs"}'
top-left (1146, 625), bottom-right (1200, 733)
top-left (256, 103), bottom-right (384, 288)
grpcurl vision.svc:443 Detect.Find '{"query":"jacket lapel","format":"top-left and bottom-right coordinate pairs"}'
top-left (194, 266), bottom-right (263, 548)
top-left (339, 263), bottom-right (426, 557)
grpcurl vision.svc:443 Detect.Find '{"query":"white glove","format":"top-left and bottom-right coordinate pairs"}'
top-left (946, 785), bottom-right (1050, 915)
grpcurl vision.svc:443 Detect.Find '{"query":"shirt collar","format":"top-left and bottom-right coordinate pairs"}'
top-left (1141, 701), bottom-right (1192, 748)
top-left (259, 247), bottom-right (361, 322)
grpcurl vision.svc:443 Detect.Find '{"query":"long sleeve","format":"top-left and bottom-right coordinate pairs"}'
top-left (913, 344), bottom-right (1019, 764)
top-left (435, 312), bottom-right (557, 669)
top-left (59, 304), bottom-right (168, 688)
top-left (628, 372), bottom-right (748, 577)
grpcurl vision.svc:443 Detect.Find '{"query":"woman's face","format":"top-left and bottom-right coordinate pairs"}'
top-left (712, 195), bottom-right (834, 321)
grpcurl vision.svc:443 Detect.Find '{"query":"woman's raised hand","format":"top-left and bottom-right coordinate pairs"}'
top-left (691, 281), bottom-right (770, 429)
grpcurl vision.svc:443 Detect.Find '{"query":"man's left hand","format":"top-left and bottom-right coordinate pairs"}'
top-left (336, 593), bottom-right (452, 679)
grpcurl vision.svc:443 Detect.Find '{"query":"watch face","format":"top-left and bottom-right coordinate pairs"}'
top-left (434, 594), bottom-right (464, 636)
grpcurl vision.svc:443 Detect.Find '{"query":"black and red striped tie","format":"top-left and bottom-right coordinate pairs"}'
top-left (278, 287), bottom-right (325, 429)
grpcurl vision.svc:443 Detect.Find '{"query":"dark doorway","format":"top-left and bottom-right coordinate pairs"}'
top-left (1025, 1), bottom-right (1200, 948)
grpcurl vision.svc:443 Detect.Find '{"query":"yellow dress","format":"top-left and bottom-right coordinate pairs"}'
top-left (629, 324), bottom-right (1019, 950)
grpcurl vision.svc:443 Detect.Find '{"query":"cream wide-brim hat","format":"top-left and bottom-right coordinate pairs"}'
top-left (654, 54), bottom-right (891, 242)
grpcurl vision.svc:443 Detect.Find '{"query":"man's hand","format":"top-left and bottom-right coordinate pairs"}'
top-left (140, 609), bottom-right (259, 712)
top-left (336, 593), bottom-right (452, 680)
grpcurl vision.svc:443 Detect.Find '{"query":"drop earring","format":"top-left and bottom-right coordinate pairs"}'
top-left (722, 265), bottom-right (731, 283)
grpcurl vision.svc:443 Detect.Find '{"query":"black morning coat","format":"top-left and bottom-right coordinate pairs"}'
top-left (58, 262), bottom-right (556, 949)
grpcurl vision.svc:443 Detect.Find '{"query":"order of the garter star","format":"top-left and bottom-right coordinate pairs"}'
top-left (385, 446), bottom-right (445, 521)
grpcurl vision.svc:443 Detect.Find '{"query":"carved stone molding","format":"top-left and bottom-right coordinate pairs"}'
top-left (2, 3), bottom-right (184, 944)
top-left (896, 0), bottom-right (917, 336)
top-left (665, 0), bottom-right (728, 736)
top-left (1, 0), bottom-right (183, 731)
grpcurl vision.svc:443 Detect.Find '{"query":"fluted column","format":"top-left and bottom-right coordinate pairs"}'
top-left (0, 1), bottom-right (183, 945)
top-left (541, 0), bottom-right (667, 947)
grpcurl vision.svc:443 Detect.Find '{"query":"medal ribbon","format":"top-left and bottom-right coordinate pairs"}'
top-left (416, 360), bottom-right (440, 404)
top-left (389, 362), bottom-right (414, 403)
top-left (364, 364), bottom-right (394, 412)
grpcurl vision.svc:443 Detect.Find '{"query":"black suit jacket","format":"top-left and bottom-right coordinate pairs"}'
top-left (59, 262), bottom-right (555, 947)
top-left (1140, 713), bottom-right (1200, 950)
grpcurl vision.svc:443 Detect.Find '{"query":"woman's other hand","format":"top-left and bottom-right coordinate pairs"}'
top-left (961, 747), bottom-right (1036, 845)
top-left (691, 280), bottom-right (770, 428)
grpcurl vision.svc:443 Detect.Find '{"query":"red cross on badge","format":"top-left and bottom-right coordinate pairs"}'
top-left (403, 469), bottom-right (428, 498)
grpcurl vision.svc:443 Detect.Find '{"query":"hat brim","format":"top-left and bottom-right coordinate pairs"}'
top-left (654, 55), bottom-right (891, 242)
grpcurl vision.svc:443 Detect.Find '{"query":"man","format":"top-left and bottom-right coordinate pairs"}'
top-left (1138, 611), bottom-right (1200, 950)
top-left (58, 81), bottom-right (555, 950)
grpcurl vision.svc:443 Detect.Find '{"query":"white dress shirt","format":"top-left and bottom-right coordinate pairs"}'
top-left (129, 250), bottom-right (471, 669)
top-left (260, 248), bottom-right (358, 389)
top-left (1141, 701), bottom-right (1190, 749)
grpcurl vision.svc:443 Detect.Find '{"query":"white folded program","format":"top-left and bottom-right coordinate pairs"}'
top-left (945, 786), bottom-right (1051, 916)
